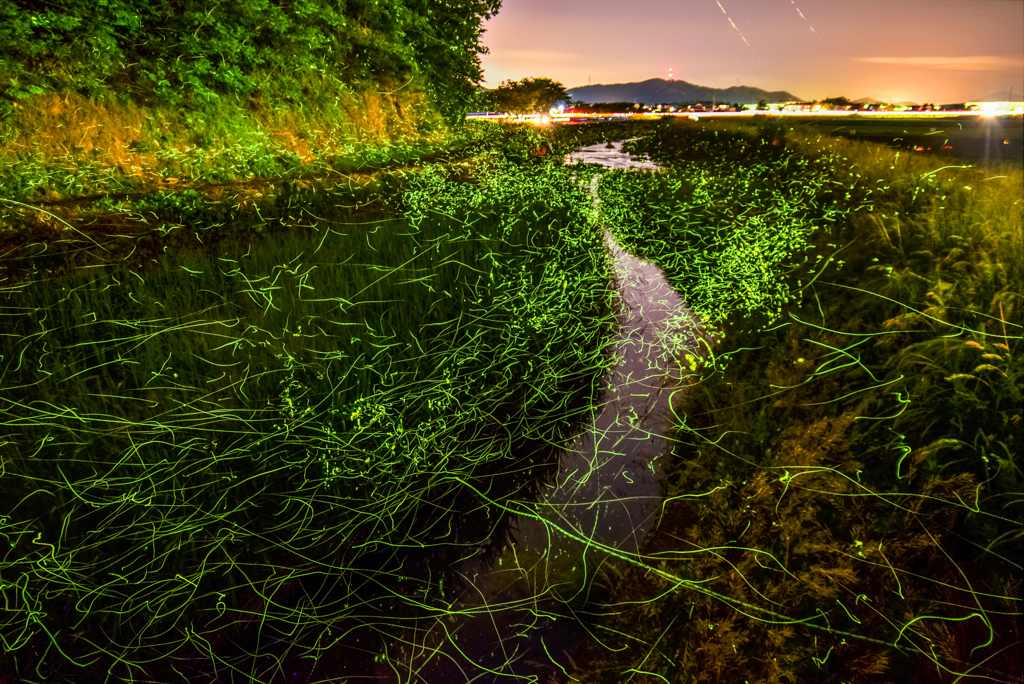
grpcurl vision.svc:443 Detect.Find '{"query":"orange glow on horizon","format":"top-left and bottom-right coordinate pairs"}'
top-left (478, 1), bottom-right (1022, 104)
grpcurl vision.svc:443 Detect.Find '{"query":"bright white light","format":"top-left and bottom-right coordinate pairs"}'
top-left (979, 102), bottom-right (999, 119)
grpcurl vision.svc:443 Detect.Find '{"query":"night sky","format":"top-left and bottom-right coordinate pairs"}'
top-left (479, 0), bottom-right (1024, 104)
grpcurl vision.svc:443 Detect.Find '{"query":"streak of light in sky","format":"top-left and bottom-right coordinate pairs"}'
top-left (715, 0), bottom-right (754, 50)
top-left (478, 0), bottom-right (1024, 104)
top-left (789, 0), bottom-right (821, 39)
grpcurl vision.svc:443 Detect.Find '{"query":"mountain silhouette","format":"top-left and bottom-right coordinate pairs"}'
top-left (567, 78), bottom-right (800, 105)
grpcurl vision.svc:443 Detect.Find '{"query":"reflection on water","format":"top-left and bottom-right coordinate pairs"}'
top-left (393, 144), bottom-right (710, 682)
top-left (565, 139), bottom-right (663, 171)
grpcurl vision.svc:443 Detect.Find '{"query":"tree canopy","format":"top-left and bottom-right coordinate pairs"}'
top-left (492, 77), bottom-right (570, 115)
top-left (0, 0), bottom-right (501, 124)
top-left (820, 96), bottom-right (854, 108)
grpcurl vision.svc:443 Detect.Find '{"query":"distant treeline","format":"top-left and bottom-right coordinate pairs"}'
top-left (569, 101), bottom-right (748, 112)
top-left (0, 0), bottom-right (501, 122)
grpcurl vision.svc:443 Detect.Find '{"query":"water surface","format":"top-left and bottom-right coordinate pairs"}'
top-left (391, 142), bottom-right (706, 682)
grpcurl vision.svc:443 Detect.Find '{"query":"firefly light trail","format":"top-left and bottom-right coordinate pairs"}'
top-left (1, 120), bottom-right (1020, 682)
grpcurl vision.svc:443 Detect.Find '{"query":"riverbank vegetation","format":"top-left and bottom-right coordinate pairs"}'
top-left (0, 0), bottom-right (507, 208)
top-left (0, 124), bottom-right (626, 680)
top-left (0, 86), bottom-right (446, 202)
top-left (4, 35), bottom-right (1020, 676)
top-left (562, 117), bottom-right (1022, 682)
top-left (0, 0), bottom-right (499, 124)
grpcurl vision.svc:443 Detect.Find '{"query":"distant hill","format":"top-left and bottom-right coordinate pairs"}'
top-left (567, 78), bottom-right (800, 105)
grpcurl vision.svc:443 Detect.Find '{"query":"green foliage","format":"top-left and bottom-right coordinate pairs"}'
top-left (597, 122), bottom-right (847, 326)
top-left (820, 95), bottom-right (854, 108)
top-left (0, 131), bottom-right (479, 204)
top-left (567, 119), bottom-right (1023, 684)
top-left (0, 0), bottom-right (500, 123)
top-left (0, 153), bottom-right (617, 679)
top-left (405, 0), bottom-right (503, 123)
top-left (492, 76), bottom-right (571, 115)
top-left (3, 115), bottom-right (1019, 681)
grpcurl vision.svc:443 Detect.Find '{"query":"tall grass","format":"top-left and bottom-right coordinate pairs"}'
top-left (0, 148), bottom-right (618, 680)
top-left (565, 117), bottom-right (1022, 682)
top-left (5, 115), bottom-right (1019, 682)
top-left (0, 80), bottom-right (447, 204)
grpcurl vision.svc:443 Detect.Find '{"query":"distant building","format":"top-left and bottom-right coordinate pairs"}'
top-left (782, 102), bottom-right (815, 112)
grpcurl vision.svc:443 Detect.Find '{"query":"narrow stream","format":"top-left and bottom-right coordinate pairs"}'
top-left (389, 141), bottom-right (706, 682)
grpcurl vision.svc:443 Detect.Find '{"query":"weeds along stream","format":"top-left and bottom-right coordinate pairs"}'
top-left (388, 142), bottom-right (713, 682)
top-left (1, 119), bottom-right (1021, 683)
top-left (0, 130), bottom-right (623, 681)
top-left (563, 118), bottom-right (1023, 684)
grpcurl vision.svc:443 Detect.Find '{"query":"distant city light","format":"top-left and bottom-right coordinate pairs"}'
top-left (492, 99), bottom-right (1023, 127)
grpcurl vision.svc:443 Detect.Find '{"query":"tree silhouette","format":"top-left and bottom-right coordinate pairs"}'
top-left (493, 77), bottom-right (570, 115)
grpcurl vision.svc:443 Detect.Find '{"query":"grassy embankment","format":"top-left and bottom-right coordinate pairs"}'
top-left (0, 83), bottom-right (453, 205)
top-left (0, 2), bottom-right (641, 678)
top-left (565, 118), bottom-right (1022, 683)
top-left (0, 114), bottom-right (630, 681)
top-left (0, 0), bottom-right (504, 205)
